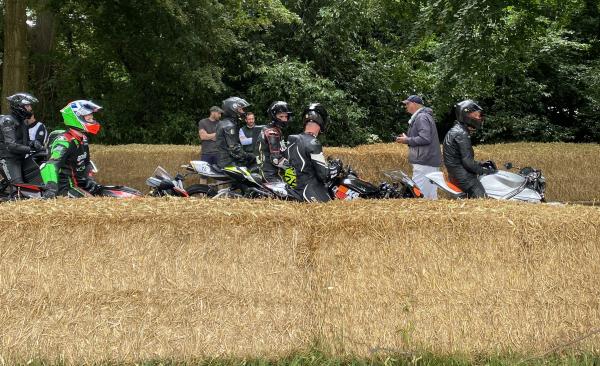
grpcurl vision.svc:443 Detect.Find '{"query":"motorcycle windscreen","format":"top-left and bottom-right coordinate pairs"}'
top-left (152, 166), bottom-right (173, 180)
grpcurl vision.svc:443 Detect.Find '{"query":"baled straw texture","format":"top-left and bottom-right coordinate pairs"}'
top-left (1, 198), bottom-right (599, 363)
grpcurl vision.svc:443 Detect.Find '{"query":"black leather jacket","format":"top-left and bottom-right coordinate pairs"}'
top-left (443, 122), bottom-right (484, 190)
top-left (286, 133), bottom-right (330, 190)
top-left (215, 116), bottom-right (253, 168)
top-left (0, 114), bottom-right (31, 158)
top-left (255, 124), bottom-right (285, 181)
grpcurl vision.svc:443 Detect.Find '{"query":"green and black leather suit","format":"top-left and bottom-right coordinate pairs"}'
top-left (41, 130), bottom-right (95, 197)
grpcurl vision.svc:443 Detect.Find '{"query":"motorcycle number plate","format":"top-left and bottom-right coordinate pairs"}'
top-left (334, 185), bottom-right (359, 200)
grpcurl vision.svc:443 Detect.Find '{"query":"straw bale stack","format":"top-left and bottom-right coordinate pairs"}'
top-left (1, 198), bottom-right (599, 363)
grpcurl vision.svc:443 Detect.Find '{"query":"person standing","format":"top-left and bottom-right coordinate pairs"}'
top-left (239, 112), bottom-right (261, 158)
top-left (395, 95), bottom-right (442, 199)
top-left (198, 106), bottom-right (223, 165)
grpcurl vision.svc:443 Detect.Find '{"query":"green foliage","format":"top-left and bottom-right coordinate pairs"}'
top-left (10, 0), bottom-right (600, 145)
top-left (248, 59), bottom-right (368, 146)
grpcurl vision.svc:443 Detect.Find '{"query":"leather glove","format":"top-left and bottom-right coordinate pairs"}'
top-left (84, 179), bottom-right (100, 194)
top-left (273, 157), bottom-right (290, 169)
top-left (481, 160), bottom-right (497, 174)
top-left (481, 166), bottom-right (496, 175)
top-left (329, 161), bottom-right (342, 179)
top-left (29, 140), bottom-right (44, 152)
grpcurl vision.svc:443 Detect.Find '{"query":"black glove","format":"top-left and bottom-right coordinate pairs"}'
top-left (84, 179), bottom-right (100, 194)
top-left (29, 140), bottom-right (44, 152)
top-left (329, 160), bottom-right (342, 179)
top-left (481, 160), bottom-right (497, 174)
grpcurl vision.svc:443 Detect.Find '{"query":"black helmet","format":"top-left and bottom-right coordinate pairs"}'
top-left (6, 92), bottom-right (38, 120)
top-left (267, 101), bottom-right (292, 128)
top-left (302, 103), bottom-right (328, 133)
top-left (455, 99), bottom-right (484, 130)
top-left (222, 97), bottom-right (250, 122)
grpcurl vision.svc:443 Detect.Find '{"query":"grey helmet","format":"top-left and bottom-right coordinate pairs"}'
top-left (455, 99), bottom-right (484, 130)
top-left (222, 97), bottom-right (251, 121)
top-left (6, 92), bottom-right (38, 120)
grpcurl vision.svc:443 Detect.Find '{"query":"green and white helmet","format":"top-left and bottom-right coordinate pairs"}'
top-left (61, 100), bottom-right (102, 135)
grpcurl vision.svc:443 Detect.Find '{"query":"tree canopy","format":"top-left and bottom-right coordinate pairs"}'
top-left (1, 0), bottom-right (599, 145)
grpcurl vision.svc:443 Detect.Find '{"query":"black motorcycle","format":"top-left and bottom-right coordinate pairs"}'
top-left (326, 160), bottom-right (424, 200)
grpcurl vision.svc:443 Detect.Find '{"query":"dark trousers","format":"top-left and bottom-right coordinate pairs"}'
top-left (200, 153), bottom-right (218, 165)
top-left (465, 180), bottom-right (486, 199)
top-left (0, 157), bottom-right (24, 184)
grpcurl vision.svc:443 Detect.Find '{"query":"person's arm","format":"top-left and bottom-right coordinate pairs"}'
top-left (307, 138), bottom-right (330, 183)
top-left (199, 128), bottom-right (216, 141)
top-left (455, 132), bottom-right (484, 175)
top-left (40, 136), bottom-right (71, 197)
top-left (406, 115), bottom-right (434, 146)
top-left (239, 128), bottom-right (252, 146)
top-left (223, 124), bottom-right (251, 161)
top-left (1, 117), bottom-right (30, 155)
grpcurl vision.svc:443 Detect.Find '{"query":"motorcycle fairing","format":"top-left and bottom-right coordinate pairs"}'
top-left (332, 184), bottom-right (360, 200)
top-left (480, 171), bottom-right (542, 202)
top-left (190, 160), bottom-right (229, 179)
top-left (223, 166), bottom-right (260, 185)
top-left (425, 171), bottom-right (465, 198)
top-left (342, 177), bottom-right (380, 196)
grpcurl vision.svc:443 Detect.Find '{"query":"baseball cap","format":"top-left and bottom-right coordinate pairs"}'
top-left (210, 106), bottom-right (224, 113)
top-left (402, 95), bottom-right (424, 105)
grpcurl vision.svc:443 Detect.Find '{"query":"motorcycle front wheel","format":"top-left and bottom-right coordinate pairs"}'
top-left (187, 184), bottom-right (216, 198)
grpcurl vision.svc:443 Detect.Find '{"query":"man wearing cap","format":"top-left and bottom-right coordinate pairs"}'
top-left (198, 106), bottom-right (223, 164)
top-left (396, 95), bottom-right (442, 199)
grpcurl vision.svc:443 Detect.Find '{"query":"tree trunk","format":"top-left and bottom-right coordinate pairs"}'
top-left (30, 3), bottom-right (57, 124)
top-left (2, 0), bottom-right (29, 114)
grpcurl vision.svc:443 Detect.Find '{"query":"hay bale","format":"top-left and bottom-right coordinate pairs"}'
top-left (1, 199), bottom-right (599, 363)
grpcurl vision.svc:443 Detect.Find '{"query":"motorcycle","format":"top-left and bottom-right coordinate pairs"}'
top-left (425, 161), bottom-right (546, 202)
top-left (327, 161), bottom-right (424, 200)
top-left (84, 161), bottom-right (143, 198)
top-left (181, 159), bottom-right (423, 201)
top-left (146, 165), bottom-right (213, 197)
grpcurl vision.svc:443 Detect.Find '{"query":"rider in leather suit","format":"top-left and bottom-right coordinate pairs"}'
top-left (215, 97), bottom-right (255, 169)
top-left (443, 100), bottom-right (495, 198)
top-left (41, 100), bottom-right (102, 198)
top-left (0, 93), bottom-right (44, 187)
top-left (287, 103), bottom-right (340, 202)
top-left (255, 101), bottom-right (292, 182)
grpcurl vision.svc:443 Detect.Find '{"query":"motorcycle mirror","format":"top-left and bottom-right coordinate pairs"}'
top-left (504, 162), bottom-right (513, 170)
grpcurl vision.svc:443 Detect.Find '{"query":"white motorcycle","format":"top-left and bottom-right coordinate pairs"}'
top-left (426, 162), bottom-right (546, 203)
